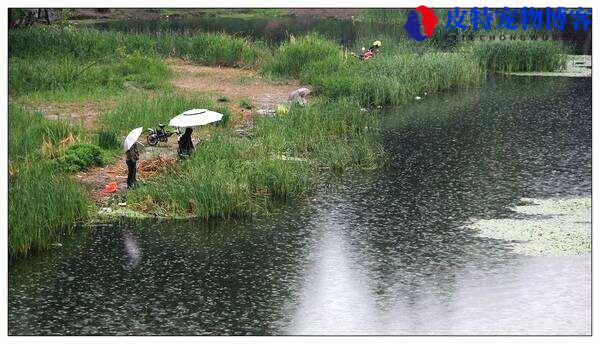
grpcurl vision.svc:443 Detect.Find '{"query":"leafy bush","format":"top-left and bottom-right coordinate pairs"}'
top-left (57, 142), bottom-right (104, 172)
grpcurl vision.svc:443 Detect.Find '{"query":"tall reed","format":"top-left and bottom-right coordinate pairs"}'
top-left (263, 35), bottom-right (485, 106)
top-left (9, 26), bottom-right (266, 67)
top-left (468, 40), bottom-right (567, 72)
top-left (127, 99), bottom-right (384, 218)
top-left (9, 105), bottom-right (91, 257)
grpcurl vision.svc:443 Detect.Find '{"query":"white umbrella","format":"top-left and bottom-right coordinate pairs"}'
top-left (124, 127), bottom-right (143, 152)
top-left (169, 109), bottom-right (223, 128)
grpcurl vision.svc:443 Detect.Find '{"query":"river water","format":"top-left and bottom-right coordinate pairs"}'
top-left (8, 76), bottom-right (591, 335)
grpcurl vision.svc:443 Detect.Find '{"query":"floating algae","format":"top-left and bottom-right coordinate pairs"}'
top-left (469, 197), bottom-right (591, 256)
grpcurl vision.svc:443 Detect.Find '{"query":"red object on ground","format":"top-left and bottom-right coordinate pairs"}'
top-left (103, 182), bottom-right (118, 193)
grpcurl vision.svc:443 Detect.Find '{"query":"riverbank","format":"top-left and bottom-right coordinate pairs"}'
top-left (8, 25), bottom-right (568, 257)
top-left (8, 73), bottom-right (591, 334)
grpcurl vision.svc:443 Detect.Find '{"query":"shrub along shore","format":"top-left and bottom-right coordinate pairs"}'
top-left (8, 26), bottom-right (567, 257)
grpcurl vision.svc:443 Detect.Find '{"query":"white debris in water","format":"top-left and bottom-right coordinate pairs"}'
top-left (468, 197), bottom-right (591, 256)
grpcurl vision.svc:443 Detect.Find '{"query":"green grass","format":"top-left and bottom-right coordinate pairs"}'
top-left (263, 35), bottom-right (485, 106)
top-left (8, 105), bottom-right (92, 258)
top-left (127, 99), bottom-right (384, 218)
top-left (9, 27), bottom-right (269, 102)
top-left (9, 26), bottom-right (267, 67)
top-left (97, 93), bottom-right (231, 135)
top-left (9, 52), bottom-right (173, 101)
top-left (254, 99), bottom-right (383, 171)
top-left (128, 134), bottom-right (313, 218)
top-left (357, 9), bottom-right (410, 24)
top-left (156, 32), bottom-right (268, 67)
top-left (467, 40), bottom-right (567, 72)
top-left (56, 142), bottom-right (105, 172)
top-left (200, 8), bottom-right (291, 18)
top-left (8, 105), bottom-right (80, 161)
top-left (9, 161), bottom-right (90, 258)
top-left (261, 34), bottom-right (342, 79)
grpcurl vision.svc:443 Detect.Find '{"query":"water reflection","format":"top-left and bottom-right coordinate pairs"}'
top-left (122, 231), bottom-right (141, 269)
top-left (288, 210), bottom-right (379, 334)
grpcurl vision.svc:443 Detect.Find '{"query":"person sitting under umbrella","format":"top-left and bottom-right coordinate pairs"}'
top-left (170, 109), bottom-right (224, 159)
top-left (178, 127), bottom-right (194, 159)
top-left (126, 142), bottom-right (140, 188)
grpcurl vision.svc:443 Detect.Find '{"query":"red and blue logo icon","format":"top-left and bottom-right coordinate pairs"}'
top-left (404, 6), bottom-right (439, 41)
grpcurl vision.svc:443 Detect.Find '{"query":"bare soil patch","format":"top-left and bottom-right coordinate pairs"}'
top-left (76, 141), bottom-right (179, 204)
top-left (167, 59), bottom-right (301, 114)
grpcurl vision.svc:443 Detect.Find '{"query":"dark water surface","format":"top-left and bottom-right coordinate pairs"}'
top-left (9, 76), bottom-right (591, 335)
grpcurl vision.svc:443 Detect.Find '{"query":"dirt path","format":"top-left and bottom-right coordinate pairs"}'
top-left (77, 142), bottom-right (179, 204)
top-left (71, 60), bottom-right (303, 205)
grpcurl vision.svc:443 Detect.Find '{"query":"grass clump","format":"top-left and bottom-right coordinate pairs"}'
top-left (8, 105), bottom-right (79, 161)
top-left (9, 162), bottom-right (90, 258)
top-left (97, 129), bottom-right (120, 150)
top-left (56, 142), bottom-right (105, 172)
top-left (264, 35), bottom-right (484, 106)
top-left (127, 134), bottom-right (312, 219)
top-left (9, 27), bottom-right (265, 101)
top-left (9, 26), bottom-right (265, 68)
top-left (239, 98), bottom-right (253, 110)
top-left (344, 53), bottom-right (484, 106)
top-left (127, 99), bottom-right (384, 218)
top-left (9, 105), bottom-right (91, 258)
top-left (9, 52), bottom-right (172, 100)
top-left (254, 99), bottom-right (383, 171)
top-left (468, 40), bottom-right (567, 72)
top-left (261, 34), bottom-right (342, 79)
top-left (179, 32), bottom-right (266, 67)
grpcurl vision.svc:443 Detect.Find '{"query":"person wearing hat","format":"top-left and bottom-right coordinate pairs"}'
top-left (361, 40), bottom-right (382, 60)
